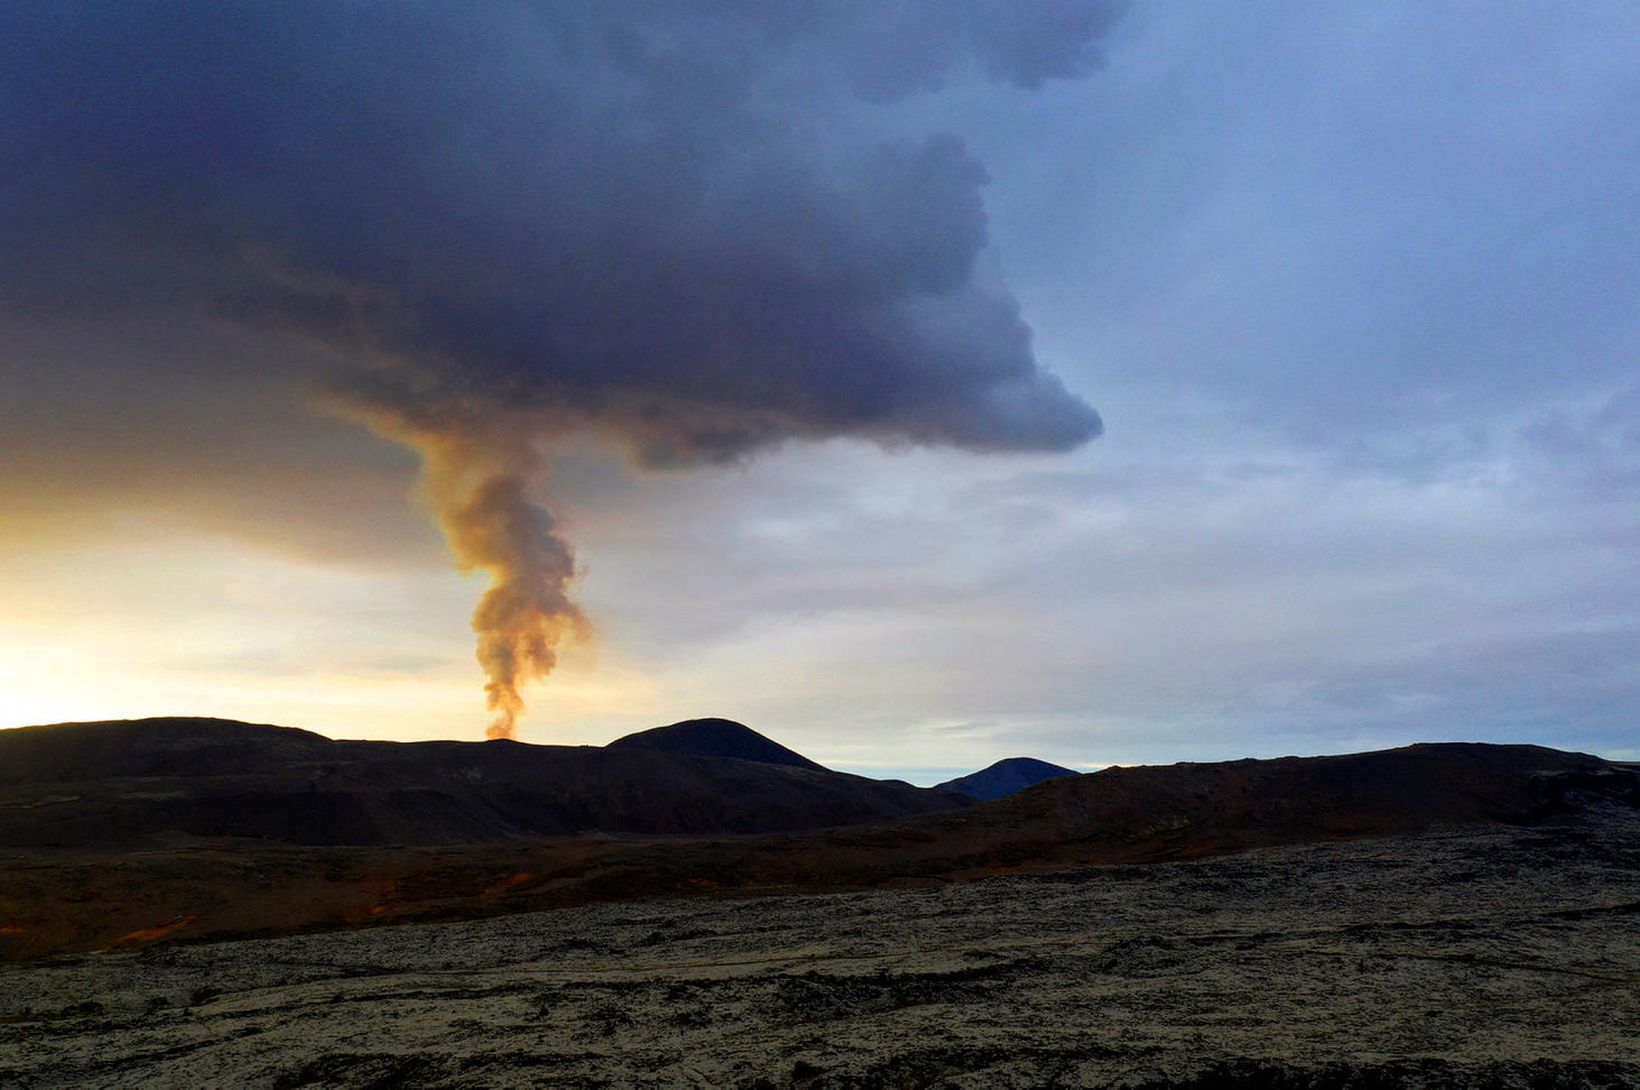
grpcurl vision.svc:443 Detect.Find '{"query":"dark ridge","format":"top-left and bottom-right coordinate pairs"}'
top-left (0, 717), bottom-right (335, 785)
top-left (0, 717), bottom-right (963, 848)
top-left (924, 742), bottom-right (1639, 866)
top-left (605, 717), bottom-right (828, 772)
top-left (2, 739), bottom-right (1637, 961)
top-left (937, 757), bottom-right (1079, 801)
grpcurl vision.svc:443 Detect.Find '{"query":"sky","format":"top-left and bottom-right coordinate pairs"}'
top-left (2, 2), bottom-right (1636, 778)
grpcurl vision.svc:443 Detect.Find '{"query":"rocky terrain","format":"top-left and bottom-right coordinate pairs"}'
top-left (4, 720), bottom-right (1638, 1086)
top-left (3, 809), bottom-right (1637, 1088)
top-left (2, 728), bottom-right (1636, 963)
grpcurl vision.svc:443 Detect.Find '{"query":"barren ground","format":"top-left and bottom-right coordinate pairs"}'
top-left (4, 809), bottom-right (1638, 1089)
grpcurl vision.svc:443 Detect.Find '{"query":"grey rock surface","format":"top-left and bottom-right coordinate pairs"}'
top-left (3, 808), bottom-right (1638, 1088)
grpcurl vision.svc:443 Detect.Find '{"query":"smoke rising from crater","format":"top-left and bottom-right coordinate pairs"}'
top-left (1, 1), bottom-right (1117, 734)
top-left (345, 401), bottom-right (587, 740)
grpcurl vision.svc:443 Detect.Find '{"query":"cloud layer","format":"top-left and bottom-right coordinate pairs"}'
top-left (2, 1), bottom-right (1114, 733)
top-left (3, 4), bottom-right (1637, 766)
top-left (4, 1), bottom-right (1109, 460)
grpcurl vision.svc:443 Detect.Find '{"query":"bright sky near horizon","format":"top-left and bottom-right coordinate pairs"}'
top-left (2, 3), bottom-right (1636, 775)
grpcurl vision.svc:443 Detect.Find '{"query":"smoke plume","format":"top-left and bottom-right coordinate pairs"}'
top-left (1, 1), bottom-right (1120, 735)
top-left (353, 407), bottom-right (587, 740)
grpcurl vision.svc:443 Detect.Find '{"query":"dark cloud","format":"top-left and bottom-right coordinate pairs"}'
top-left (2, 0), bottom-right (1108, 459)
top-left (0, 0), bottom-right (1115, 734)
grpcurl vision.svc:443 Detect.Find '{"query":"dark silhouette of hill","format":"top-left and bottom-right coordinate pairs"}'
top-left (0, 717), bottom-right (964, 849)
top-left (938, 756), bottom-right (1078, 801)
top-left (606, 717), bottom-right (826, 771)
top-left (2, 736), bottom-right (1637, 961)
top-left (0, 717), bottom-right (335, 784)
top-left (890, 742), bottom-right (1639, 870)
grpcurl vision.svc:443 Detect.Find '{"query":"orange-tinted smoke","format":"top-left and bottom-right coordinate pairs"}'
top-left (338, 401), bottom-right (588, 739)
top-left (436, 469), bottom-right (586, 740)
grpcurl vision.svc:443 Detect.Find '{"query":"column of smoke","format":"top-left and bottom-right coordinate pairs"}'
top-left (430, 450), bottom-right (586, 740)
top-left (346, 404), bottom-right (588, 740)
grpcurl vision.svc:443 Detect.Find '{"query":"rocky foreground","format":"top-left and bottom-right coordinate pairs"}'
top-left (4, 807), bottom-right (1637, 1088)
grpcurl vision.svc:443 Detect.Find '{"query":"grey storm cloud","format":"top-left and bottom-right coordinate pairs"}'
top-left (2, 0), bottom-right (1110, 461)
top-left (2, 0), bottom-right (1115, 736)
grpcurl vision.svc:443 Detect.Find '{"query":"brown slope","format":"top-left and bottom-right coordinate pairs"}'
top-left (3, 740), bottom-right (1637, 962)
top-left (841, 741), bottom-right (1639, 872)
top-left (0, 718), bottom-right (966, 849)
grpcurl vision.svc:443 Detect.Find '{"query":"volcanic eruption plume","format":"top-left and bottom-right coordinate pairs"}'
top-left (451, 473), bottom-right (583, 740)
top-left (423, 449), bottom-right (584, 741)
top-left (1, 1), bottom-right (1120, 737)
top-left (341, 401), bottom-right (587, 740)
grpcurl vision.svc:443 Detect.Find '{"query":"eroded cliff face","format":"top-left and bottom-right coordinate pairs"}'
top-left (5, 810), bottom-right (1637, 1088)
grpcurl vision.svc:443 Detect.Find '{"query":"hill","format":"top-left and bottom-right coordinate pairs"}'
top-left (0, 717), bottom-right (964, 849)
top-left (895, 742), bottom-right (1639, 869)
top-left (606, 717), bottom-right (826, 771)
top-left (938, 756), bottom-right (1079, 801)
top-left (3, 738), bottom-right (1637, 961)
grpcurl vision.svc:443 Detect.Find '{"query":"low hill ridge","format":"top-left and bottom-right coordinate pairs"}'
top-left (3, 738), bottom-right (1636, 960)
top-left (0, 717), bottom-right (335, 784)
top-left (0, 716), bottom-right (962, 847)
top-left (924, 742), bottom-right (1634, 866)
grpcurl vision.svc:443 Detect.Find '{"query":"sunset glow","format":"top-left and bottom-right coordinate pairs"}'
top-left (1, 2), bottom-right (1636, 772)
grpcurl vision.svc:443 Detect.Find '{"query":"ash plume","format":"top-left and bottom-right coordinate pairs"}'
top-left (1, 1), bottom-right (1119, 735)
top-left (350, 405), bottom-right (587, 740)
top-left (456, 476), bottom-right (582, 740)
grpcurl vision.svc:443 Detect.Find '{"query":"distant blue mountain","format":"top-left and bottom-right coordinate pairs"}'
top-left (937, 757), bottom-right (1079, 801)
